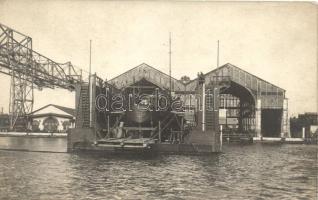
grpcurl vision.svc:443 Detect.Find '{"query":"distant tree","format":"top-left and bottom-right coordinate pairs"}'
top-left (180, 75), bottom-right (191, 84)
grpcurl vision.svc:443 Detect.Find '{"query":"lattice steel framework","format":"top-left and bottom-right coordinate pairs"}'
top-left (0, 23), bottom-right (82, 130)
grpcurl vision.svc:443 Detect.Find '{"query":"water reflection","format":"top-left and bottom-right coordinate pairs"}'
top-left (0, 137), bottom-right (317, 200)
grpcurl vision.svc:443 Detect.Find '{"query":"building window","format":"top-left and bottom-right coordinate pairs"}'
top-left (62, 121), bottom-right (71, 131)
top-left (32, 120), bottom-right (40, 131)
top-left (43, 117), bottom-right (59, 133)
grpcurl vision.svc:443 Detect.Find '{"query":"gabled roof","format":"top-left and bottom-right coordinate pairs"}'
top-left (29, 104), bottom-right (75, 116)
top-left (188, 63), bottom-right (285, 91)
top-left (109, 63), bottom-right (181, 83)
top-left (108, 63), bottom-right (185, 91)
top-left (107, 62), bottom-right (285, 94)
top-left (52, 104), bottom-right (75, 116)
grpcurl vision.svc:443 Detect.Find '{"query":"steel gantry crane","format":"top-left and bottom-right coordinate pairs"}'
top-left (0, 23), bottom-right (83, 130)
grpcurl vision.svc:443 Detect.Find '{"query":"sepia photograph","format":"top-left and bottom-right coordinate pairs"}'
top-left (0, 1), bottom-right (317, 199)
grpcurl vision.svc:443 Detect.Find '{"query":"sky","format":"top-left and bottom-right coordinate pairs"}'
top-left (0, 0), bottom-right (317, 116)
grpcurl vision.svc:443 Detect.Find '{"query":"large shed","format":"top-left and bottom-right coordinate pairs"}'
top-left (107, 63), bottom-right (289, 137)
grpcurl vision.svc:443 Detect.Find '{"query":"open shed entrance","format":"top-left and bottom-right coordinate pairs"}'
top-left (261, 109), bottom-right (282, 137)
top-left (219, 81), bottom-right (255, 136)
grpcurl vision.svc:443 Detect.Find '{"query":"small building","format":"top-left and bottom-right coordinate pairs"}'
top-left (290, 112), bottom-right (318, 138)
top-left (28, 104), bottom-right (75, 133)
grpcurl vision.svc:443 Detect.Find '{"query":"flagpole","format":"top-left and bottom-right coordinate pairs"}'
top-left (217, 40), bottom-right (219, 68)
top-left (89, 40), bottom-right (92, 128)
top-left (169, 32), bottom-right (172, 95)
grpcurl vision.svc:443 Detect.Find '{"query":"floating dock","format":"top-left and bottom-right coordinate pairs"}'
top-left (67, 63), bottom-right (291, 154)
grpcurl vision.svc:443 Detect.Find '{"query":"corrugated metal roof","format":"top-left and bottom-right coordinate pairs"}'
top-left (107, 63), bottom-right (285, 93)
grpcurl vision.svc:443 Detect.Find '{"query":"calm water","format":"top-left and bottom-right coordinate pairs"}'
top-left (0, 137), bottom-right (317, 200)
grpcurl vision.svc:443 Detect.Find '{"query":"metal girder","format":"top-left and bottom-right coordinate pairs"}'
top-left (0, 23), bottom-right (83, 130)
top-left (0, 24), bottom-right (82, 90)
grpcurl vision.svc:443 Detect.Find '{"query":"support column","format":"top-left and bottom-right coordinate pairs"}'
top-left (202, 82), bottom-right (205, 132)
top-left (281, 98), bottom-right (290, 138)
top-left (75, 84), bottom-right (81, 112)
top-left (255, 99), bottom-right (262, 137)
top-left (213, 87), bottom-right (221, 152)
top-left (89, 74), bottom-right (96, 128)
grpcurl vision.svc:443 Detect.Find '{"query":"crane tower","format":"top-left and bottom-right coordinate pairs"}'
top-left (0, 23), bottom-right (83, 130)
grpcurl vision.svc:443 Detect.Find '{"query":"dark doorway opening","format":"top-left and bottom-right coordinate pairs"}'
top-left (219, 81), bottom-right (255, 135)
top-left (261, 109), bottom-right (282, 137)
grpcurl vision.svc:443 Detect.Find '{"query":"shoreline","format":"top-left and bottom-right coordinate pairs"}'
top-left (0, 132), bottom-right (67, 138)
top-left (0, 133), bottom-right (315, 144)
